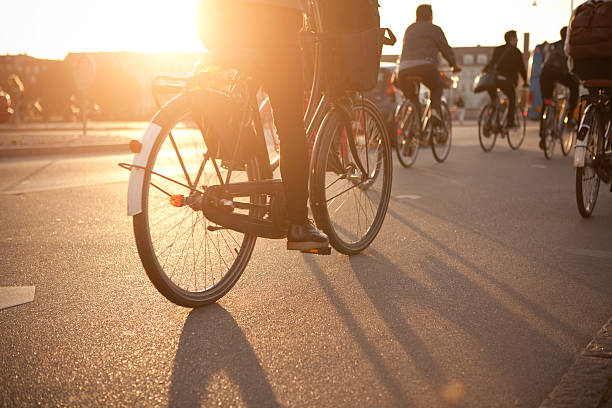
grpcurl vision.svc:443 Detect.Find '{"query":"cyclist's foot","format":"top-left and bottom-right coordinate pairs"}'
top-left (539, 138), bottom-right (546, 150)
top-left (287, 220), bottom-right (329, 251)
top-left (483, 125), bottom-right (491, 137)
top-left (430, 110), bottom-right (443, 125)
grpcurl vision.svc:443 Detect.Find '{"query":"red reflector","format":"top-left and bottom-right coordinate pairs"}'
top-left (170, 195), bottom-right (184, 207)
top-left (129, 140), bottom-right (142, 153)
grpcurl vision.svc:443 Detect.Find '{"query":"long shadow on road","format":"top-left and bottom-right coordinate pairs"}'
top-left (343, 207), bottom-right (575, 403)
top-left (168, 305), bottom-right (280, 408)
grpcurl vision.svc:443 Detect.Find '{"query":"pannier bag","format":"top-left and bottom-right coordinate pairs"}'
top-left (472, 46), bottom-right (511, 93)
top-left (568, 1), bottom-right (612, 59)
top-left (319, 0), bottom-right (396, 92)
top-left (472, 71), bottom-right (497, 93)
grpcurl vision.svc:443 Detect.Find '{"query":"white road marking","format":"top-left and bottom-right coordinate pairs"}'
top-left (395, 194), bottom-right (422, 200)
top-left (531, 164), bottom-right (547, 169)
top-left (0, 286), bottom-right (35, 310)
top-left (567, 249), bottom-right (612, 260)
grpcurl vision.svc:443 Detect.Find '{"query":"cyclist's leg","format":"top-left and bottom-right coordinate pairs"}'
top-left (257, 10), bottom-right (328, 249)
top-left (416, 65), bottom-right (443, 120)
top-left (560, 73), bottom-right (580, 124)
top-left (498, 79), bottom-right (517, 127)
top-left (539, 67), bottom-right (555, 146)
top-left (397, 69), bottom-right (420, 108)
top-left (485, 88), bottom-right (496, 128)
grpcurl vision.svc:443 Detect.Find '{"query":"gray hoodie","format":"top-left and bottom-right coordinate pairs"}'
top-left (398, 21), bottom-right (456, 71)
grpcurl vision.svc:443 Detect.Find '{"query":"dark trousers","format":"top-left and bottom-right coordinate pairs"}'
top-left (398, 64), bottom-right (443, 113)
top-left (539, 67), bottom-right (579, 120)
top-left (197, 1), bottom-right (309, 224)
top-left (487, 78), bottom-right (517, 126)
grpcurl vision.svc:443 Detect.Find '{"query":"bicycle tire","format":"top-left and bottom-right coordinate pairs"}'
top-left (560, 121), bottom-right (575, 157)
top-left (133, 92), bottom-right (261, 307)
top-left (542, 105), bottom-right (556, 160)
top-left (310, 99), bottom-right (392, 255)
top-left (576, 108), bottom-right (602, 218)
top-left (431, 100), bottom-right (452, 162)
top-left (394, 100), bottom-right (420, 167)
top-left (506, 104), bottom-right (526, 150)
top-left (478, 104), bottom-right (497, 152)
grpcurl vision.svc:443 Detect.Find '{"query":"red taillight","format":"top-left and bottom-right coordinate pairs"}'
top-left (386, 85), bottom-right (395, 96)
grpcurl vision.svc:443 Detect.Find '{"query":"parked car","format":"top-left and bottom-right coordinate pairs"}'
top-left (365, 62), bottom-right (404, 139)
top-left (0, 91), bottom-right (13, 123)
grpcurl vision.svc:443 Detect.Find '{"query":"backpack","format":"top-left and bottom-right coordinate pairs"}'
top-left (568, 1), bottom-right (612, 59)
top-left (319, 0), bottom-right (395, 92)
top-left (542, 40), bottom-right (568, 74)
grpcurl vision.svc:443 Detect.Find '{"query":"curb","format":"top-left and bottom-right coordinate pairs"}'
top-left (540, 318), bottom-right (612, 408)
top-left (0, 143), bottom-right (130, 158)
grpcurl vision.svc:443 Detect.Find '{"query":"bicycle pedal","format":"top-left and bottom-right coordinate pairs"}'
top-left (300, 247), bottom-right (332, 255)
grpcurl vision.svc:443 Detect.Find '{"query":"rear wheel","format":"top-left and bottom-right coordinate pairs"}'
top-left (478, 103), bottom-right (497, 152)
top-left (560, 114), bottom-right (575, 157)
top-left (576, 109), bottom-right (602, 218)
top-left (506, 103), bottom-right (526, 150)
top-left (133, 94), bottom-right (260, 307)
top-left (310, 100), bottom-right (392, 255)
top-left (395, 100), bottom-right (420, 167)
top-left (431, 100), bottom-right (452, 162)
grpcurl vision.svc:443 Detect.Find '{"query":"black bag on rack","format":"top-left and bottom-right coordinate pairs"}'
top-left (319, 0), bottom-right (396, 92)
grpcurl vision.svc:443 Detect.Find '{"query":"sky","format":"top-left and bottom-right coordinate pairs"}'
top-left (1, 0), bottom-right (587, 60)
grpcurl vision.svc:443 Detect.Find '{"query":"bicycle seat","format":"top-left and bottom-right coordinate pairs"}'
top-left (202, 49), bottom-right (263, 71)
top-left (583, 79), bottom-right (612, 89)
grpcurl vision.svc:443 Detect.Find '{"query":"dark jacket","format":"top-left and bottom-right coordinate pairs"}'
top-left (398, 21), bottom-right (456, 70)
top-left (484, 44), bottom-right (527, 85)
top-left (542, 39), bottom-right (569, 74)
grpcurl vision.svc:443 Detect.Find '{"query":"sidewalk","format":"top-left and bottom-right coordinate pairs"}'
top-left (0, 121), bottom-right (146, 157)
top-left (540, 318), bottom-right (612, 408)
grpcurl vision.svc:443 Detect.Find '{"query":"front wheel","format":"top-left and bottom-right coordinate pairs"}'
top-left (133, 92), bottom-right (260, 307)
top-left (575, 109), bottom-right (602, 218)
top-left (478, 103), bottom-right (497, 152)
top-left (542, 105), bottom-right (556, 160)
top-left (310, 99), bottom-right (392, 255)
top-left (506, 103), bottom-right (526, 150)
top-left (395, 100), bottom-right (420, 167)
top-left (431, 100), bottom-right (452, 162)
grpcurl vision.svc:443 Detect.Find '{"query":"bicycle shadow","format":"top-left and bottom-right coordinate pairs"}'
top-left (344, 208), bottom-right (574, 395)
top-left (167, 305), bottom-right (280, 408)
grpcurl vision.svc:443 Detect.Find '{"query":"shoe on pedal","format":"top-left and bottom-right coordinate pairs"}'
top-left (539, 138), bottom-right (546, 150)
top-left (287, 220), bottom-right (329, 251)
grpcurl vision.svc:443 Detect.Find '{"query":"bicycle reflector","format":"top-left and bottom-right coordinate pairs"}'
top-left (129, 140), bottom-right (142, 153)
top-left (170, 195), bottom-right (184, 207)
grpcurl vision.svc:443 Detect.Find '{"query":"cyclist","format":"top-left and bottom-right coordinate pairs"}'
top-left (483, 30), bottom-right (528, 129)
top-left (565, 0), bottom-right (612, 82)
top-left (396, 4), bottom-right (461, 125)
top-left (538, 27), bottom-right (579, 150)
top-left (196, 0), bottom-right (329, 251)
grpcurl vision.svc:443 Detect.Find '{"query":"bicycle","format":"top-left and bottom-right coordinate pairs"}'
top-left (540, 90), bottom-right (576, 160)
top-left (394, 71), bottom-right (454, 168)
top-left (574, 80), bottom-right (612, 218)
top-left (119, 2), bottom-right (395, 307)
top-left (477, 88), bottom-right (526, 152)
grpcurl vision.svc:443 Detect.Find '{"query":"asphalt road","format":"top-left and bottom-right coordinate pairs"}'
top-left (1, 125), bottom-right (611, 407)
